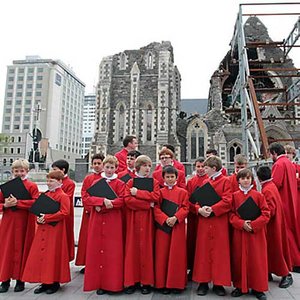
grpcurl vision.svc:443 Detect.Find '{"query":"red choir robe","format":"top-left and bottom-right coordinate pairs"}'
top-left (84, 176), bottom-right (125, 292)
top-left (0, 179), bottom-right (39, 282)
top-left (62, 176), bottom-right (75, 262)
top-left (115, 148), bottom-right (128, 173)
top-left (152, 168), bottom-right (186, 189)
top-left (261, 180), bottom-right (292, 276)
top-left (230, 188), bottom-right (270, 293)
top-left (75, 172), bottom-right (101, 266)
top-left (186, 173), bottom-right (208, 271)
top-left (192, 173), bottom-right (232, 286)
top-left (272, 155), bottom-right (300, 266)
top-left (22, 188), bottom-right (71, 284)
top-left (228, 173), bottom-right (257, 193)
top-left (154, 160), bottom-right (186, 176)
top-left (154, 185), bottom-right (189, 289)
top-left (124, 176), bottom-right (160, 287)
top-left (221, 167), bottom-right (228, 176)
top-left (118, 168), bottom-right (136, 180)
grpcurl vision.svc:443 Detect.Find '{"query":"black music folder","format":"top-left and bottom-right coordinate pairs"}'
top-left (87, 178), bottom-right (117, 200)
top-left (120, 173), bottom-right (131, 183)
top-left (237, 196), bottom-right (261, 221)
top-left (155, 198), bottom-right (179, 234)
top-left (133, 177), bottom-right (153, 192)
top-left (190, 182), bottom-right (221, 206)
top-left (0, 177), bottom-right (31, 200)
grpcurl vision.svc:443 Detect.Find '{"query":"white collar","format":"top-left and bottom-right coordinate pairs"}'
top-left (210, 170), bottom-right (222, 180)
top-left (239, 184), bottom-right (253, 195)
top-left (63, 174), bottom-right (68, 178)
top-left (277, 154), bottom-right (286, 160)
top-left (164, 182), bottom-right (177, 189)
top-left (92, 169), bottom-right (101, 174)
top-left (128, 167), bottom-right (135, 172)
top-left (135, 172), bottom-right (147, 178)
top-left (101, 172), bottom-right (118, 181)
top-left (13, 175), bottom-right (28, 181)
top-left (49, 183), bottom-right (63, 192)
top-left (197, 173), bottom-right (206, 177)
top-left (260, 178), bottom-right (273, 186)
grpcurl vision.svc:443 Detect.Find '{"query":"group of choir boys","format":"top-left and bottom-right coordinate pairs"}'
top-left (0, 138), bottom-right (299, 300)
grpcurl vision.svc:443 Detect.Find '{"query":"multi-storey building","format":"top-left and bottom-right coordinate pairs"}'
top-left (81, 94), bottom-right (96, 157)
top-left (1, 56), bottom-right (85, 167)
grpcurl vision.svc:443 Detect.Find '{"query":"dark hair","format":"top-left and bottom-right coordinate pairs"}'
top-left (123, 135), bottom-right (136, 147)
top-left (269, 142), bottom-right (285, 156)
top-left (195, 157), bottom-right (205, 165)
top-left (162, 165), bottom-right (178, 178)
top-left (52, 159), bottom-right (69, 174)
top-left (256, 166), bottom-right (271, 181)
top-left (236, 168), bottom-right (254, 183)
top-left (127, 150), bottom-right (141, 158)
top-left (91, 153), bottom-right (105, 162)
top-left (163, 144), bottom-right (175, 153)
top-left (206, 148), bottom-right (218, 156)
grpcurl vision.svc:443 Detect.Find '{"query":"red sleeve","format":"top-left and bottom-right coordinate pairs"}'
top-left (229, 194), bottom-right (244, 230)
top-left (211, 179), bottom-right (232, 216)
top-left (154, 192), bottom-right (169, 225)
top-left (110, 180), bottom-right (125, 209)
top-left (174, 190), bottom-right (189, 223)
top-left (251, 194), bottom-right (270, 232)
top-left (44, 193), bottom-right (70, 223)
top-left (272, 162), bottom-right (283, 190)
top-left (16, 181), bottom-right (40, 210)
top-left (263, 189), bottom-right (276, 218)
top-left (178, 171), bottom-right (186, 189)
top-left (0, 191), bottom-right (4, 212)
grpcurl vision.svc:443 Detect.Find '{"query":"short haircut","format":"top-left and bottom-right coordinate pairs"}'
top-left (91, 153), bottom-right (105, 162)
top-left (123, 135), bottom-right (136, 147)
top-left (269, 142), bottom-right (285, 156)
top-left (195, 157), bottom-right (205, 165)
top-left (162, 165), bottom-right (178, 178)
top-left (204, 156), bottom-right (222, 171)
top-left (52, 159), bottom-right (69, 174)
top-left (103, 155), bottom-right (118, 167)
top-left (234, 154), bottom-right (248, 165)
top-left (256, 166), bottom-right (271, 181)
top-left (159, 148), bottom-right (174, 159)
top-left (47, 170), bottom-right (64, 181)
top-left (206, 148), bottom-right (218, 156)
top-left (163, 144), bottom-right (175, 153)
top-left (134, 155), bottom-right (152, 171)
top-left (127, 150), bottom-right (141, 158)
top-left (12, 158), bottom-right (29, 170)
top-left (284, 145), bottom-right (296, 156)
top-left (236, 168), bottom-right (254, 183)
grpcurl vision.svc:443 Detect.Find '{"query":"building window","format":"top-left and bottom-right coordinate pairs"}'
top-left (8, 77), bottom-right (14, 82)
top-left (28, 68), bottom-right (34, 73)
top-left (4, 125), bottom-right (9, 130)
top-left (187, 120), bottom-right (207, 161)
top-left (14, 125), bottom-right (20, 130)
top-left (26, 91), bottom-right (32, 97)
top-left (37, 67), bottom-right (43, 73)
top-left (25, 99), bottom-right (31, 105)
top-left (27, 83), bottom-right (33, 89)
top-left (120, 53), bottom-right (126, 70)
top-left (15, 108), bottom-right (21, 113)
top-left (17, 148), bottom-right (21, 154)
top-left (37, 75), bottom-right (43, 80)
top-left (146, 105), bottom-right (153, 141)
top-left (3, 148), bottom-right (7, 154)
top-left (18, 68), bottom-right (24, 73)
top-left (36, 83), bottom-right (42, 88)
top-left (10, 159), bottom-right (13, 165)
top-left (118, 104), bottom-right (125, 141)
top-left (229, 143), bottom-right (242, 162)
top-left (23, 124), bottom-right (29, 130)
top-left (17, 84), bottom-right (23, 89)
top-left (15, 100), bottom-right (22, 105)
top-left (36, 91), bottom-right (42, 96)
top-left (10, 148), bottom-right (14, 154)
top-left (17, 76), bottom-right (24, 81)
top-left (9, 69), bottom-right (15, 74)
top-left (3, 158), bottom-right (7, 166)
top-left (7, 84), bottom-right (13, 89)
top-left (27, 75), bottom-right (33, 81)
top-left (18, 136), bottom-right (21, 142)
top-left (16, 92), bottom-right (22, 97)
top-left (11, 137), bottom-right (14, 143)
top-left (146, 52), bottom-right (154, 69)
top-left (6, 92), bottom-right (13, 97)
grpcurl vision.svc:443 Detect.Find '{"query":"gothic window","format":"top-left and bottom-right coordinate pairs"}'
top-left (146, 52), bottom-right (154, 69)
top-left (190, 123), bottom-right (205, 159)
top-left (146, 105), bottom-right (152, 141)
top-left (229, 142), bottom-right (241, 162)
top-left (120, 53), bottom-right (126, 70)
top-left (118, 104), bottom-right (125, 141)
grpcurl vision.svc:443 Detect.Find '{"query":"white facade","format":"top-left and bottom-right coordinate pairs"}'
top-left (81, 94), bottom-right (96, 157)
top-left (1, 56), bottom-right (85, 166)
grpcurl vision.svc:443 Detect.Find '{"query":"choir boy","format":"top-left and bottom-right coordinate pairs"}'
top-left (117, 150), bottom-right (141, 180)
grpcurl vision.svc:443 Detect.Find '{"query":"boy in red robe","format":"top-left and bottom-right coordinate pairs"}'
top-left (75, 153), bottom-right (105, 274)
top-left (0, 159), bottom-right (39, 293)
top-left (84, 155), bottom-right (125, 295)
top-left (205, 149), bottom-right (227, 176)
top-left (230, 169), bottom-right (270, 300)
top-left (22, 170), bottom-right (71, 294)
top-left (192, 156), bottom-right (231, 296)
top-left (154, 165), bottom-right (189, 294)
top-left (257, 166), bottom-right (293, 288)
top-left (117, 150), bottom-right (141, 180)
top-left (52, 159), bottom-right (75, 262)
top-left (186, 157), bottom-right (207, 277)
top-left (124, 155), bottom-right (160, 294)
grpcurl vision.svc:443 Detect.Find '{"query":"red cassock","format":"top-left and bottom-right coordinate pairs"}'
top-left (152, 168), bottom-right (186, 189)
top-left (154, 160), bottom-right (186, 176)
top-left (84, 177), bottom-right (125, 292)
top-left (230, 189), bottom-right (270, 293)
top-left (228, 173), bottom-right (257, 193)
top-left (115, 148), bottom-right (128, 173)
top-left (186, 174), bottom-right (208, 271)
top-left (124, 177), bottom-right (160, 287)
top-left (22, 188), bottom-right (71, 284)
top-left (261, 180), bottom-right (292, 276)
top-left (272, 155), bottom-right (300, 266)
top-left (154, 186), bottom-right (189, 289)
top-left (118, 168), bottom-right (135, 179)
top-left (0, 179), bottom-right (39, 282)
top-left (75, 172), bottom-right (101, 266)
top-left (192, 174), bottom-right (232, 286)
top-left (62, 176), bottom-right (75, 262)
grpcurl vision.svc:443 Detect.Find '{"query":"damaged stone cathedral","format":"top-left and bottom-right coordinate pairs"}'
top-left (91, 17), bottom-right (300, 167)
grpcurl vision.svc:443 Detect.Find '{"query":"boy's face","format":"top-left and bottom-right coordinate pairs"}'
top-left (195, 161), bottom-right (205, 176)
top-left (92, 159), bottom-right (103, 173)
top-left (138, 163), bottom-right (151, 177)
top-left (46, 177), bottom-right (61, 190)
top-left (128, 138), bottom-right (138, 151)
top-left (164, 173), bottom-right (177, 186)
top-left (235, 163), bottom-right (246, 174)
top-left (204, 165), bottom-right (217, 177)
top-left (103, 163), bottom-right (116, 177)
top-left (286, 152), bottom-right (294, 162)
top-left (160, 154), bottom-right (172, 167)
top-left (12, 167), bottom-right (28, 179)
top-left (126, 156), bottom-right (136, 169)
top-left (239, 176), bottom-right (252, 189)
top-left (52, 166), bottom-right (65, 174)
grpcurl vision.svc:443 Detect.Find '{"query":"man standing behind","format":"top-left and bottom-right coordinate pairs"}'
top-left (269, 142), bottom-right (300, 272)
top-left (115, 135), bottom-right (138, 173)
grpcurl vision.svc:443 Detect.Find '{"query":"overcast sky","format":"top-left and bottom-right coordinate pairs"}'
top-left (0, 0), bottom-right (299, 126)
